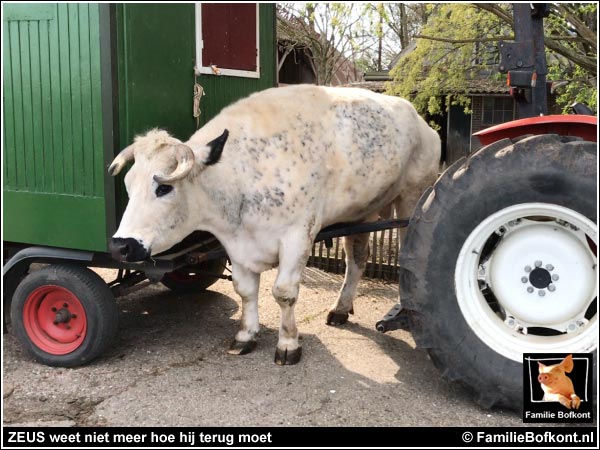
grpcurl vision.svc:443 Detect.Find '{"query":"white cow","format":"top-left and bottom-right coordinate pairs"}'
top-left (108, 85), bottom-right (440, 364)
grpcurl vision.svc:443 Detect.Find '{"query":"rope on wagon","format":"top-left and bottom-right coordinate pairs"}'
top-left (193, 78), bottom-right (205, 129)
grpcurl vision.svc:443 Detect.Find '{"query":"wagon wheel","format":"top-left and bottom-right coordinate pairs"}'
top-left (161, 257), bottom-right (228, 293)
top-left (399, 135), bottom-right (597, 409)
top-left (10, 264), bottom-right (119, 367)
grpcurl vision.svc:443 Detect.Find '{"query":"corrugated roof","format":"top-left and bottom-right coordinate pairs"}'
top-left (348, 78), bottom-right (509, 95)
top-left (463, 79), bottom-right (509, 94)
top-left (347, 81), bottom-right (387, 93)
top-left (277, 14), bottom-right (315, 46)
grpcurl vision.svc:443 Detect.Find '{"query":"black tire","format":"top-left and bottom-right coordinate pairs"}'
top-left (10, 264), bottom-right (119, 367)
top-left (161, 258), bottom-right (227, 293)
top-left (399, 134), bottom-right (597, 409)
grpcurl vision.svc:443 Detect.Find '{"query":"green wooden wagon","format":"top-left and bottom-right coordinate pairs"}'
top-left (3, 3), bottom-right (277, 366)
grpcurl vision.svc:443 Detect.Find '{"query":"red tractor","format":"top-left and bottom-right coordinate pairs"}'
top-left (379, 3), bottom-right (597, 409)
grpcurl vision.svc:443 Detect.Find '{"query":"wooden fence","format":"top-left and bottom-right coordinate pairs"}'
top-left (307, 214), bottom-right (403, 281)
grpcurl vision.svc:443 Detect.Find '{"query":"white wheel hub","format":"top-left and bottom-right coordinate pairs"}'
top-left (456, 203), bottom-right (597, 362)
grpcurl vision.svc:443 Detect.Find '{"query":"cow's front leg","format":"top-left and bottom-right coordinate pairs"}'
top-left (228, 264), bottom-right (261, 355)
top-left (272, 236), bottom-right (312, 365)
top-left (327, 232), bottom-right (370, 326)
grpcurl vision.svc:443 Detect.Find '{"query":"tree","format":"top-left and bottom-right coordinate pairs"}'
top-left (277, 3), bottom-right (375, 85)
top-left (479, 3), bottom-right (596, 74)
top-left (277, 3), bottom-right (428, 83)
top-left (386, 3), bottom-right (597, 114)
top-left (355, 3), bottom-right (430, 72)
top-left (381, 3), bottom-right (430, 51)
top-left (480, 3), bottom-right (596, 112)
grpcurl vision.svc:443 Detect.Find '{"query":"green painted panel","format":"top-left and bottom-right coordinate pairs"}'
top-left (3, 192), bottom-right (107, 252)
top-left (116, 3), bottom-right (197, 143)
top-left (29, 20), bottom-right (44, 192)
top-left (2, 3), bottom-right (108, 251)
top-left (3, 3), bottom-right (56, 21)
top-left (3, 22), bottom-right (17, 188)
top-left (57, 4), bottom-right (75, 194)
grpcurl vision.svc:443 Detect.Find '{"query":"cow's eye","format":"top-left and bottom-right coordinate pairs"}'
top-left (155, 184), bottom-right (173, 197)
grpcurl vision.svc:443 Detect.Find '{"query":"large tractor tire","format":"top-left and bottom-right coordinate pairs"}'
top-left (399, 134), bottom-right (597, 409)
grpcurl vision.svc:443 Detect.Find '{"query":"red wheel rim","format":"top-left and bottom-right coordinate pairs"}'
top-left (23, 285), bottom-right (87, 355)
top-left (165, 270), bottom-right (203, 284)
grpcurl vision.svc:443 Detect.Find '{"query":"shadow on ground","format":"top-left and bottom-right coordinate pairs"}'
top-left (3, 268), bottom-right (529, 427)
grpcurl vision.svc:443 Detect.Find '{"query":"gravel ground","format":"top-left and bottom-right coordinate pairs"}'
top-left (3, 266), bottom-right (547, 427)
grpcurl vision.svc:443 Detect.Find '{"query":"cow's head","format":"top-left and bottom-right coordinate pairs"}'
top-left (107, 128), bottom-right (228, 261)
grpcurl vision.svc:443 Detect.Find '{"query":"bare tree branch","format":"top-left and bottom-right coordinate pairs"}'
top-left (475, 3), bottom-right (513, 26)
top-left (277, 3), bottom-right (369, 85)
top-left (416, 35), bottom-right (509, 44)
top-left (417, 34), bottom-right (586, 44)
top-left (473, 3), bottom-right (597, 76)
top-left (555, 4), bottom-right (597, 51)
top-left (278, 46), bottom-right (294, 72)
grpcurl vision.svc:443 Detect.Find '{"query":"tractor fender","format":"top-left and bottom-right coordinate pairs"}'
top-left (474, 115), bottom-right (597, 146)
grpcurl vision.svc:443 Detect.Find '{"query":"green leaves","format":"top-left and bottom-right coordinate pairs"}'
top-left (386, 3), bottom-right (597, 115)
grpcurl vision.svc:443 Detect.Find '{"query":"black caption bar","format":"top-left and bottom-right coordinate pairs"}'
top-left (2, 427), bottom-right (597, 448)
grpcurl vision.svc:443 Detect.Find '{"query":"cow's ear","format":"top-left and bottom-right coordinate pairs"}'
top-left (204, 129), bottom-right (229, 166)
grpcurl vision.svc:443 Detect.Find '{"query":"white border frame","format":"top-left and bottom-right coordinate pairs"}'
top-left (526, 356), bottom-right (589, 403)
top-left (194, 3), bottom-right (260, 79)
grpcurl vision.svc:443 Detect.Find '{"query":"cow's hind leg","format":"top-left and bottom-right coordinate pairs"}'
top-left (228, 264), bottom-right (261, 355)
top-left (327, 231), bottom-right (371, 326)
top-left (272, 234), bottom-right (313, 365)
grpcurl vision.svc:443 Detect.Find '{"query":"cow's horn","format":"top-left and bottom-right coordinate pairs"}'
top-left (108, 144), bottom-right (135, 176)
top-left (153, 145), bottom-right (195, 184)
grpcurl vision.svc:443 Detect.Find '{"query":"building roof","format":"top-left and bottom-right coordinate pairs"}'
top-left (363, 71), bottom-right (390, 81)
top-left (349, 78), bottom-right (509, 96)
top-left (389, 40), bottom-right (417, 69)
top-left (461, 79), bottom-right (509, 95)
top-left (277, 14), bottom-right (363, 85)
top-left (361, 38), bottom-right (511, 95)
top-left (276, 13), bottom-right (315, 47)
top-left (347, 80), bottom-right (387, 93)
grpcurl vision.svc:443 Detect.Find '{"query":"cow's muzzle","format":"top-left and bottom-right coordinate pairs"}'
top-left (109, 237), bottom-right (150, 262)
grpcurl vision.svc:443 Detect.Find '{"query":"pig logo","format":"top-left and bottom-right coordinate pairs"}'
top-left (537, 354), bottom-right (580, 409)
top-left (523, 353), bottom-right (593, 423)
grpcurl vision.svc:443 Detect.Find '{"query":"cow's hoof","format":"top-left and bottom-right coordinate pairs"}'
top-left (274, 346), bottom-right (302, 365)
top-left (227, 339), bottom-right (257, 355)
top-left (326, 311), bottom-right (349, 326)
